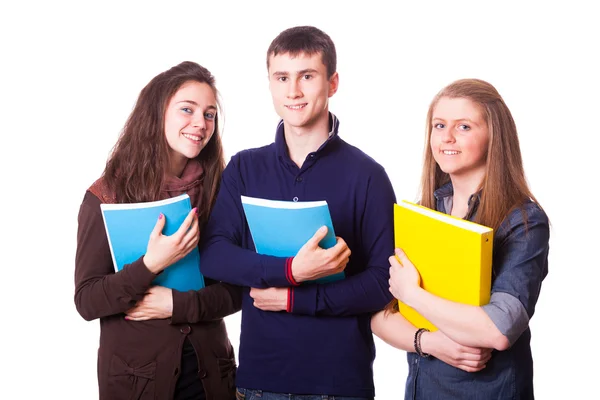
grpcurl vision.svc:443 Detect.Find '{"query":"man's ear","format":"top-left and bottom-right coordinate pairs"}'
top-left (328, 72), bottom-right (339, 97)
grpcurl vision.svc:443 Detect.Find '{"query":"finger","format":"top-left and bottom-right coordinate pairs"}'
top-left (394, 248), bottom-right (410, 266)
top-left (333, 248), bottom-right (351, 268)
top-left (150, 213), bottom-right (166, 238)
top-left (126, 316), bottom-right (151, 322)
top-left (460, 346), bottom-right (491, 356)
top-left (331, 237), bottom-right (348, 253)
top-left (308, 226), bottom-right (328, 248)
top-left (147, 286), bottom-right (160, 294)
top-left (174, 208), bottom-right (198, 241)
top-left (460, 365), bottom-right (484, 373)
top-left (182, 235), bottom-right (200, 256)
top-left (459, 352), bottom-right (486, 362)
top-left (126, 311), bottom-right (147, 319)
top-left (182, 218), bottom-right (200, 247)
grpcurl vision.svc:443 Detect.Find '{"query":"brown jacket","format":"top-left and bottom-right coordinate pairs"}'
top-left (75, 189), bottom-right (241, 399)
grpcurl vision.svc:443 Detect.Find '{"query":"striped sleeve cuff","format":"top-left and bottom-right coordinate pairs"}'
top-left (286, 287), bottom-right (294, 312)
top-left (285, 257), bottom-right (299, 286)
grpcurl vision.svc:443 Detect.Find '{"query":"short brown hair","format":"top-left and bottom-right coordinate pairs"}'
top-left (266, 26), bottom-right (337, 78)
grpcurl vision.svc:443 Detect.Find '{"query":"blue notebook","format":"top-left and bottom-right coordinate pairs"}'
top-left (100, 193), bottom-right (204, 291)
top-left (241, 195), bottom-right (344, 283)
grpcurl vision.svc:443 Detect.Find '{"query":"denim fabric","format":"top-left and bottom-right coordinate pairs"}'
top-left (235, 388), bottom-right (372, 400)
top-left (404, 183), bottom-right (549, 400)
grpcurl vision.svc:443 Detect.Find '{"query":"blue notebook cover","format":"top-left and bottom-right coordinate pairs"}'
top-left (241, 195), bottom-right (344, 284)
top-left (100, 193), bottom-right (204, 291)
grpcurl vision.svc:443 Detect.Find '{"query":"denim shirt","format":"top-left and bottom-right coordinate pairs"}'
top-left (405, 182), bottom-right (550, 400)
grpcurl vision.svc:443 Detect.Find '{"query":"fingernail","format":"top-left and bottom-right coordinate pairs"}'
top-left (192, 207), bottom-right (198, 215)
top-left (320, 226), bottom-right (327, 232)
top-left (158, 213), bottom-right (164, 220)
top-left (124, 316), bottom-right (129, 320)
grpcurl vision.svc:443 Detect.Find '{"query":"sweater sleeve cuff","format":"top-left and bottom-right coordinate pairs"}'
top-left (171, 289), bottom-right (194, 324)
top-left (263, 256), bottom-right (299, 287)
top-left (287, 284), bottom-right (318, 316)
top-left (122, 256), bottom-right (157, 291)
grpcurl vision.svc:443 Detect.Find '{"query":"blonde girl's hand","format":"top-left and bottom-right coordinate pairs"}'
top-left (421, 330), bottom-right (493, 372)
top-left (143, 208), bottom-right (199, 274)
top-left (388, 248), bottom-right (422, 303)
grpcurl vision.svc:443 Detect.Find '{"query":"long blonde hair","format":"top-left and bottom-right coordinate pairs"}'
top-left (419, 78), bottom-right (539, 231)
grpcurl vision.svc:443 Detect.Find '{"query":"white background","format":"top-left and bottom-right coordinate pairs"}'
top-left (1, 1), bottom-right (598, 398)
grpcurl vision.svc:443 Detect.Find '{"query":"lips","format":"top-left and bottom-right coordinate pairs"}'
top-left (285, 103), bottom-right (307, 110)
top-left (182, 133), bottom-right (203, 142)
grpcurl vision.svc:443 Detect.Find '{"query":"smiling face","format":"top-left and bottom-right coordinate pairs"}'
top-left (267, 51), bottom-right (338, 135)
top-left (164, 80), bottom-right (217, 176)
top-left (430, 96), bottom-right (490, 186)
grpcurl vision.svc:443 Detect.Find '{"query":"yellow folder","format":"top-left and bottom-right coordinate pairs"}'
top-left (394, 200), bottom-right (493, 331)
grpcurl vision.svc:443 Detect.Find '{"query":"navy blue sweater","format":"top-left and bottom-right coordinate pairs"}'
top-left (201, 115), bottom-right (395, 397)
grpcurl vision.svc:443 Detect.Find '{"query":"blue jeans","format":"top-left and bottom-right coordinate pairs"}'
top-left (235, 388), bottom-right (372, 400)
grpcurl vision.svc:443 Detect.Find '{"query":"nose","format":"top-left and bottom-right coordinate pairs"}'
top-left (441, 126), bottom-right (455, 143)
top-left (286, 79), bottom-right (302, 99)
top-left (191, 113), bottom-right (206, 130)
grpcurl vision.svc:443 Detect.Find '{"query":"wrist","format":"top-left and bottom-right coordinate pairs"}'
top-left (288, 257), bottom-right (303, 284)
top-left (419, 330), bottom-right (434, 356)
top-left (414, 328), bottom-right (431, 358)
top-left (403, 286), bottom-right (423, 309)
top-left (142, 255), bottom-right (160, 274)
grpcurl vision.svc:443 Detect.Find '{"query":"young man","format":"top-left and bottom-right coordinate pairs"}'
top-left (201, 26), bottom-right (395, 399)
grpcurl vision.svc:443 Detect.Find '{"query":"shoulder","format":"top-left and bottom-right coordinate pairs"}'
top-left (497, 200), bottom-right (549, 241)
top-left (226, 144), bottom-right (276, 170)
top-left (505, 201), bottom-right (548, 227)
top-left (87, 176), bottom-right (115, 204)
top-left (78, 189), bottom-right (103, 221)
top-left (336, 139), bottom-right (390, 178)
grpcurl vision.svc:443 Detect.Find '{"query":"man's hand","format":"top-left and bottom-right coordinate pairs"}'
top-left (250, 287), bottom-right (287, 312)
top-left (291, 226), bottom-right (351, 283)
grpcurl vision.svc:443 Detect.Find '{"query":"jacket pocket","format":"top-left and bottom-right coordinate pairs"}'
top-left (107, 354), bottom-right (156, 400)
top-left (217, 356), bottom-right (237, 391)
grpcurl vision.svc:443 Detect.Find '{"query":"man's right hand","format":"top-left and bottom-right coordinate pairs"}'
top-left (291, 226), bottom-right (351, 283)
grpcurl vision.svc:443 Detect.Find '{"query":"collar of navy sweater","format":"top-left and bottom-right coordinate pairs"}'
top-left (274, 112), bottom-right (340, 163)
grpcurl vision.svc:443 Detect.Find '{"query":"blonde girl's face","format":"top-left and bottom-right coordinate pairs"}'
top-left (430, 96), bottom-right (490, 184)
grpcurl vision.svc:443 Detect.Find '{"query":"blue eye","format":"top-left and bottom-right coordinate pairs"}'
top-left (434, 123), bottom-right (445, 129)
top-left (181, 107), bottom-right (193, 114)
top-left (205, 112), bottom-right (215, 120)
top-left (458, 124), bottom-right (470, 131)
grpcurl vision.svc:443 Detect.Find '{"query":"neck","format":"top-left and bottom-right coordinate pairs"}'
top-left (448, 171), bottom-right (484, 217)
top-left (284, 111), bottom-right (330, 168)
top-left (169, 156), bottom-right (188, 178)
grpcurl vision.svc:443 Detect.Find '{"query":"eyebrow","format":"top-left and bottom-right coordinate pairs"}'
top-left (272, 68), bottom-right (320, 77)
top-left (176, 100), bottom-right (217, 110)
top-left (432, 117), bottom-right (478, 124)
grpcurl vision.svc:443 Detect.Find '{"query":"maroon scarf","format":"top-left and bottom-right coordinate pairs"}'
top-left (89, 160), bottom-right (204, 207)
